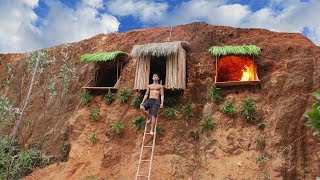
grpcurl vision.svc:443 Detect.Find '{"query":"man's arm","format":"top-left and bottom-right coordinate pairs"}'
top-left (160, 85), bottom-right (164, 108)
top-left (141, 86), bottom-right (149, 106)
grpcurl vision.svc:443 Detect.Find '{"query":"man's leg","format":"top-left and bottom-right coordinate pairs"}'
top-left (140, 106), bottom-right (151, 123)
top-left (150, 115), bottom-right (156, 135)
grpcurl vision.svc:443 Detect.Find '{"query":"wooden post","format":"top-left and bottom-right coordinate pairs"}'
top-left (117, 59), bottom-right (119, 80)
top-left (94, 62), bottom-right (98, 85)
top-left (215, 56), bottom-right (218, 83)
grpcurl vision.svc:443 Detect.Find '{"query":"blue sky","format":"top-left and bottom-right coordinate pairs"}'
top-left (0, 0), bottom-right (319, 53)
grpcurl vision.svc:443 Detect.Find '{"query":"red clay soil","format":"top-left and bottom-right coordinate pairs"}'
top-left (0, 22), bottom-right (320, 179)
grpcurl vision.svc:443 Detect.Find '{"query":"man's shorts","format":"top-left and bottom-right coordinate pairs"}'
top-left (142, 98), bottom-right (160, 117)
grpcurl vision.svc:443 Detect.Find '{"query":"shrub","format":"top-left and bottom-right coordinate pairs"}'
top-left (88, 132), bottom-right (98, 143)
top-left (182, 102), bottom-right (194, 120)
top-left (156, 125), bottom-right (164, 134)
top-left (132, 116), bottom-right (146, 131)
top-left (164, 108), bottom-right (179, 119)
top-left (89, 107), bottom-right (99, 121)
top-left (220, 101), bottom-right (236, 117)
top-left (241, 99), bottom-right (256, 122)
top-left (80, 91), bottom-right (91, 105)
top-left (304, 90), bottom-right (320, 135)
top-left (0, 136), bottom-right (49, 179)
top-left (164, 97), bottom-right (177, 107)
top-left (112, 120), bottom-right (124, 134)
top-left (208, 86), bottom-right (221, 102)
top-left (119, 88), bottom-right (132, 103)
top-left (131, 96), bottom-right (143, 109)
top-left (200, 117), bottom-right (215, 132)
top-left (256, 133), bottom-right (265, 150)
top-left (103, 91), bottom-right (115, 104)
top-left (0, 96), bottom-right (20, 122)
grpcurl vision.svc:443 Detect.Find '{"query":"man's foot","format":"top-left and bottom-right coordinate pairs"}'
top-left (150, 131), bottom-right (154, 136)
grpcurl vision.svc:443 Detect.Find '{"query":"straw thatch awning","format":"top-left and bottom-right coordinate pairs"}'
top-left (131, 41), bottom-right (189, 57)
top-left (80, 51), bottom-right (128, 62)
top-left (133, 41), bottom-right (188, 90)
top-left (209, 45), bottom-right (260, 56)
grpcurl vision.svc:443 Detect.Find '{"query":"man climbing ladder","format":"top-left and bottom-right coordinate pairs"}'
top-left (140, 73), bottom-right (164, 135)
top-left (135, 73), bottom-right (164, 179)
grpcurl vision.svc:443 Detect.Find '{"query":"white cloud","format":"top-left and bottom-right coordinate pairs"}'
top-left (0, 0), bottom-right (41, 53)
top-left (161, 0), bottom-right (250, 27)
top-left (1, 0), bottom-right (320, 53)
top-left (106, 0), bottom-right (168, 22)
top-left (21, 0), bottom-right (38, 7)
top-left (241, 0), bottom-right (320, 45)
top-left (0, 0), bottom-right (120, 53)
top-left (306, 27), bottom-right (320, 45)
top-left (157, 0), bottom-right (320, 45)
top-left (42, 0), bottom-right (119, 47)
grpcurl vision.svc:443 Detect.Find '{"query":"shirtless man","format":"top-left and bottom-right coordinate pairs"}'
top-left (140, 73), bottom-right (164, 135)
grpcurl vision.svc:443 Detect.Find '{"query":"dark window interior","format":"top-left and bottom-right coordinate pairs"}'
top-left (149, 56), bottom-right (166, 85)
top-left (96, 60), bottom-right (120, 87)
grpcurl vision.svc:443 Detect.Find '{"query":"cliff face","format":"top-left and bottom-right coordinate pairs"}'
top-left (0, 22), bottom-right (319, 179)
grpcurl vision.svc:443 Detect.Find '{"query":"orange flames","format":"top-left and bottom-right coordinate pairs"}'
top-left (240, 65), bottom-right (255, 81)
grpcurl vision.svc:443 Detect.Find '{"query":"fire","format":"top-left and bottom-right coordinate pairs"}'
top-left (240, 65), bottom-right (255, 81)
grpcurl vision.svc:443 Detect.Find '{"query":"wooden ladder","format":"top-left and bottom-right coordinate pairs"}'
top-left (135, 117), bottom-right (158, 180)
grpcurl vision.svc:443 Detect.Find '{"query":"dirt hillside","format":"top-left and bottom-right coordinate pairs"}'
top-left (0, 22), bottom-right (319, 179)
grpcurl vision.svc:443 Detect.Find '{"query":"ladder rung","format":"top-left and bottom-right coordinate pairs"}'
top-left (141, 159), bottom-right (150, 162)
top-left (143, 146), bottom-right (152, 148)
top-left (145, 133), bottom-right (156, 135)
top-left (137, 175), bottom-right (149, 177)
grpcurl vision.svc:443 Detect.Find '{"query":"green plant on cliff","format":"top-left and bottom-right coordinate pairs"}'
top-left (208, 86), bottom-right (221, 102)
top-left (164, 97), bottom-right (178, 107)
top-left (132, 116), bottom-right (146, 131)
top-left (0, 136), bottom-right (49, 179)
top-left (112, 120), bottom-right (124, 135)
top-left (80, 91), bottom-right (91, 105)
top-left (88, 132), bottom-right (98, 143)
top-left (25, 50), bottom-right (54, 74)
top-left (220, 101), bottom-right (236, 117)
top-left (182, 102), bottom-right (194, 120)
top-left (131, 96), bottom-right (143, 109)
top-left (104, 91), bottom-right (115, 104)
top-left (89, 107), bottom-right (99, 121)
top-left (164, 108), bottom-right (179, 119)
top-left (304, 90), bottom-right (320, 135)
top-left (241, 99), bottom-right (256, 122)
top-left (156, 124), bottom-right (164, 134)
top-left (119, 88), bottom-right (132, 103)
top-left (2, 63), bottom-right (14, 86)
top-left (0, 96), bottom-right (20, 123)
top-left (200, 117), bottom-right (216, 132)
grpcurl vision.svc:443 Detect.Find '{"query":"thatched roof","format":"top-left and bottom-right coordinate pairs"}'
top-left (80, 51), bottom-right (128, 62)
top-left (209, 45), bottom-right (260, 56)
top-left (131, 41), bottom-right (189, 57)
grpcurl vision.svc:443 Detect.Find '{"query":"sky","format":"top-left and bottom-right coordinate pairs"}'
top-left (0, 0), bottom-right (319, 53)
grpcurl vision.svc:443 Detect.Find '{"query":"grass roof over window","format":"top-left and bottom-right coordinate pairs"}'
top-left (209, 45), bottom-right (261, 56)
top-left (80, 51), bottom-right (128, 62)
top-left (131, 41), bottom-right (189, 57)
